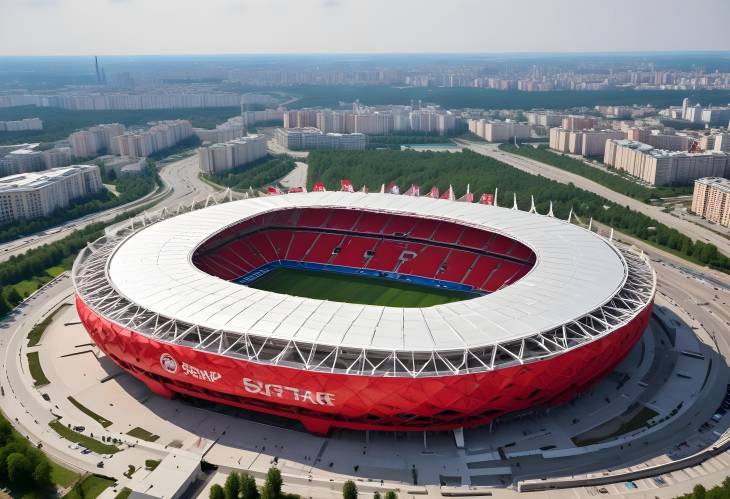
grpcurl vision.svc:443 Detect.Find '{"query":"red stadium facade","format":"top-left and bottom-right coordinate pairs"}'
top-left (73, 193), bottom-right (656, 434)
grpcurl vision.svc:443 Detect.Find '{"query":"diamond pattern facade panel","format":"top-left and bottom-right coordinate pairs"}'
top-left (76, 295), bottom-right (652, 433)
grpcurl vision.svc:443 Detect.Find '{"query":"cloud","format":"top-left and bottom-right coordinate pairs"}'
top-left (322, 0), bottom-right (340, 7)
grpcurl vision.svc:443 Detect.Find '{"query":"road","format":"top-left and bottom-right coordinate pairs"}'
top-left (279, 161), bottom-right (308, 190)
top-left (457, 139), bottom-right (730, 257)
top-left (0, 154), bottom-right (216, 263)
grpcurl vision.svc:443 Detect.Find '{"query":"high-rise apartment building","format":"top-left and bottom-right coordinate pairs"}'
top-left (275, 128), bottom-right (366, 151)
top-left (113, 120), bottom-right (193, 159)
top-left (69, 123), bottom-right (126, 158)
top-left (691, 177), bottom-right (730, 228)
top-left (550, 128), bottom-right (625, 156)
top-left (625, 128), bottom-right (693, 151)
top-left (468, 120), bottom-right (530, 142)
top-left (561, 116), bottom-right (597, 131)
top-left (604, 139), bottom-right (730, 186)
top-left (0, 165), bottom-right (103, 224)
top-left (0, 118), bottom-right (43, 131)
top-left (198, 135), bottom-right (268, 175)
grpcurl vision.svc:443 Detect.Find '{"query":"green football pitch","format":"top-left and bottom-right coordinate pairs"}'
top-left (248, 268), bottom-right (476, 307)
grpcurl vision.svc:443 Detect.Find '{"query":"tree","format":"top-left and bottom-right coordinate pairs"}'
top-left (6, 452), bottom-right (33, 488)
top-left (693, 484), bottom-right (707, 499)
top-left (342, 480), bottom-right (358, 499)
top-left (5, 287), bottom-right (21, 305)
top-left (210, 484), bottom-right (226, 499)
top-left (33, 459), bottom-right (52, 488)
top-left (0, 419), bottom-right (13, 445)
top-left (224, 472), bottom-right (241, 499)
top-left (373, 492), bottom-right (381, 499)
top-left (241, 473), bottom-right (260, 499)
top-left (385, 491), bottom-right (397, 499)
top-left (262, 467), bottom-right (282, 499)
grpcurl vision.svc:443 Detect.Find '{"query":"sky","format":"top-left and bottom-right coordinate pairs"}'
top-left (1, 0), bottom-right (729, 56)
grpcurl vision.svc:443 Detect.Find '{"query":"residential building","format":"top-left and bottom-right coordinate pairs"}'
top-left (69, 123), bottom-right (126, 158)
top-left (198, 135), bottom-right (267, 175)
top-left (0, 165), bottom-right (103, 224)
top-left (0, 148), bottom-right (45, 176)
top-left (275, 128), bottom-right (366, 151)
top-left (604, 139), bottom-right (730, 186)
top-left (714, 133), bottom-right (730, 153)
top-left (0, 118), bottom-right (43, 132)
top-left (468, 120), bottom-right (530, 142)
top-left (550, 128), bottom-right (625, 156)
top-left (113, 120), bottom-right (193, 159)
top-left (625, 128), bottom-right (693, 151)
top-left (562, 116), bottom-right (597, 131)
top-left (42, 147), bottom-right (73, 169)
top-left (691, 177), bottom-right (730, 228)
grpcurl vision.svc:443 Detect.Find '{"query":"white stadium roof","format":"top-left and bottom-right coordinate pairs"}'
top-left (104, 192), bottom-right (627, 352)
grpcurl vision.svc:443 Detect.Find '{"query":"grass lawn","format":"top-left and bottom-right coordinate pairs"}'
top-left (27, 303), bottom-right (71, 347)
top-left (115, 488), bottom-right (132, 499)
top-left (572, 406), bottom-right (659, 447)
top-left (46, 265), bottom-right (67, 278)
top-left (48, 420), bottom-right (121, 454)
top-left (127, 427), bottom-right (160, 442)
top-left (27, 351), bottom-right (50, 386)
top-left (68, 396), bottom-right (113, 428)
top-left (62, 474), bottom-right (116, 499)
top-left (50, 461), bottom-right (82, 488)
top-left (249, 268), bottom-right (474, 307)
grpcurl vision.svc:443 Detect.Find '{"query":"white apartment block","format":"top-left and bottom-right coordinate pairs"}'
top-left (42, 147), bottom-right (72, 169)
top-left (0, 118), bottom-right (43, 132)
top-left (549, 128), bottom-right (625, 156)
top-left (0, 148), bottom-right (44, 176)
top-left (604, 139), bottom-right (730, 186)
top-left (468, 120), bottom-right (530, 142)
top-left (70, 123), bottom-right (126, 158)
top-left (275, 128), bottom-right (366, 151)
top-left (0, 165), bottom-right (103, 224)
top-left (241, 109), bottom-right (284, 126)
top-left (198, 135), bottom-right (268, 175)
top-left (113, 120), bottom-right (193, 159)
top-left (561, 116), bottom-right (597, 131)
top-left (526, 111), bottom-right (565, 128)
top-left (713, 133), bottom-right (730, 153)
top-left (692, 177), bottom-right (730, 228)
top-left (625, 128), bottom-right (693, 151)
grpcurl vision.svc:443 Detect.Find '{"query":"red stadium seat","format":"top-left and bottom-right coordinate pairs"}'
top-left (332, 236), bottom-right (377, 267)
top-left (304, 234), bottom-right (344, 263)
top-left (432, 222), bottom-right (464, 244)
top-left (409, 219), bottom-right (439, 240)
top-left (354, 212), bottom-right (391, 234)
top-left (286, 232), bottom-right (319, 261)
top-left (382, 215), bottom-right (417, 236)
top-left (437, 250), bottom-right (477, 282)
top-left (327, 210), bottom-right (362, 230)
top-left (266, 230), bottom-right (293, 259)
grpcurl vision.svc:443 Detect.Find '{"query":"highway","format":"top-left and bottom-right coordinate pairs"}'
top-left (456, 139), bottom-right (730, 258)
top-left (0, 154), bottom-right (217, 263)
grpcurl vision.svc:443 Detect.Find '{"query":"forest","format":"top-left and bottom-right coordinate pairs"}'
top-left (306, 149), bottom-right (730, 273)
top-left (204, 155), bottom-right (296, 191)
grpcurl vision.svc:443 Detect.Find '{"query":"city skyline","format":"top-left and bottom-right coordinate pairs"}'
top-left (1, 0), bottom-right (729, 56)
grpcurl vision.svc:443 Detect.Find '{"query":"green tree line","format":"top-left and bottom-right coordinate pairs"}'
top-left (499, 144), bottom-right (692, 202)
top-left (306, 149), bottom-right (730, 273)
top-left (678, 479), bottom-right (730, 499)
top-left (0, 416), bottom-right (54, 496)
top-left (204, 155), bottom-right (296, 191)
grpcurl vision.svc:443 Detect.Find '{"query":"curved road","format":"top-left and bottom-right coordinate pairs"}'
top-left (0, 154), bottom-right (218, 263)
top-left (457, 139), bottom-right (730, 257)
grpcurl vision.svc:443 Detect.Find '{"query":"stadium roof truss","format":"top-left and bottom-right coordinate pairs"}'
top-left (73, 195), bottom-right (656, 379)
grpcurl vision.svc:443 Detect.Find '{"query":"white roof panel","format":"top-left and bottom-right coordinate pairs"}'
top-left (106, 191), bottom-right (627, 352)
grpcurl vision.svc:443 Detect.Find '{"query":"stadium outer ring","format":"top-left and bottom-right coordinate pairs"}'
top-left (73, 193), bottom-right (656, 434)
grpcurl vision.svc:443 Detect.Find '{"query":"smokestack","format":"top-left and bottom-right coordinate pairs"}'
top-left (94, 56), bottom-right (101, 84)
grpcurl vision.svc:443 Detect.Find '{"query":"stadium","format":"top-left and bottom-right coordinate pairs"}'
top-left (72, 190), bottom-right (655, 434)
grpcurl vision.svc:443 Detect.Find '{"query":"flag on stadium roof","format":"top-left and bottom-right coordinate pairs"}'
top-left (341, 179), bottom-right (354, 192)
top-left (440, 185), bottom-right (455, 201)
top-left (427, 186), bottom-right (439, 198)
top-left (287, 186), bottom-right (306, 194)
top-left (312, 181), bottom-right (326, 192)
top-left (266, 186), bottom-right (281, 195)
top-left (458, 184), bottom-right (473, 203)
top-left (404, 184), bottom-right (420, 196)
top-left (387, 182), bottom-right (400, 194)
top-left (479, 192), bottom-right (494, 205)
top-left (360, 185), bottom-right (369, 193)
